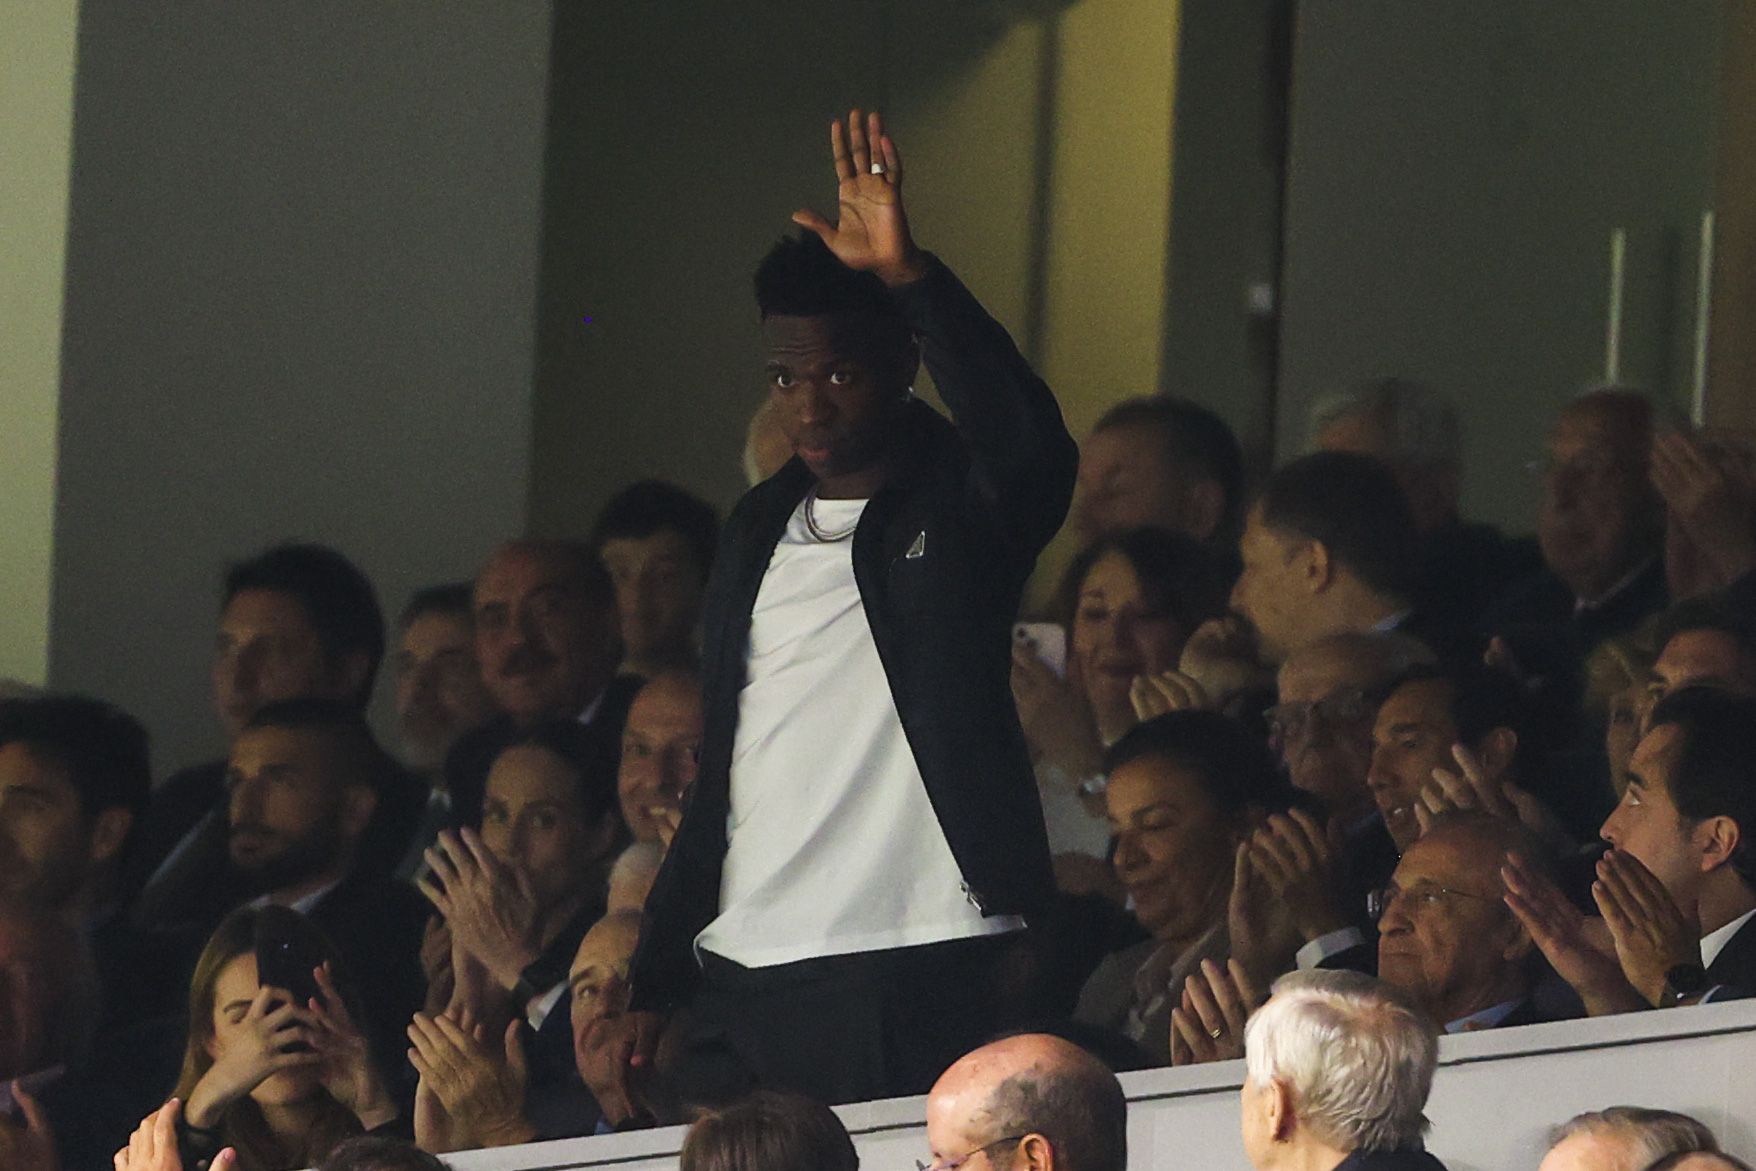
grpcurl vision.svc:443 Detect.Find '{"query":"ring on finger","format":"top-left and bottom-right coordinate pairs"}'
top-left (870, 162), bottom-right (885, 175)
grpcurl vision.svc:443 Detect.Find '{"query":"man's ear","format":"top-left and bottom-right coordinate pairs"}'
top-left (1697, 815), bottom-right (1743, 876)
top-left (1501, 907), bottom-right (1537, 964)
top-left (1268, 1078), bottom-right (1297, 1143)
top-left (1298, 538), bottom-right (1334, 595)
top-left (89, 807), bottom-right (133, 866)
top-left (1475, 727), bottom-right (1519, 783)
top-left (341, 784), bottom-right (379, 839)
top-left (1012, 1133), bottom-right (1053, 1171)
top-left (1182, 480), bottom-right (1227, 544)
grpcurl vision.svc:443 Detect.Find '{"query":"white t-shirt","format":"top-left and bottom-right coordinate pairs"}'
top-left (696, 495), bottom-right (1020, 968)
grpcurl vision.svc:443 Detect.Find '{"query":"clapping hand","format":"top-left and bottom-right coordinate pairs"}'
top-left (1415, 743), bottom-right (1566, 848)
top-left (305, 963), bottom-right (397, 1130)
top-left (1502, 851), bottom-right (1646, 1016)
top-left (115, 1099), bottom-right (234, 1171)
top-left (1130, 671), bottom-right (1212, 721)
top-left (792, 110), bottom-right (926, 287)
top-left (1170, 958), bottom-right (1261, 1065)
top-left (408, 1007), bottom-right (534, 1151)
top-left (1594, 848), bottom-right (1703, 1006)
top-left (418, 828), bottom-right (542, 992)
top-left (1228, 812), bottom-right (1344, 987)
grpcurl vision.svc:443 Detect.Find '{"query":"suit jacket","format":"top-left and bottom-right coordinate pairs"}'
top-left (631, 254), bottom-right (1078, 1012)
top-left (1706, 913), bottom-right (1756, 999)
top-left (1335, 1148), bottom-right (1449, 1171)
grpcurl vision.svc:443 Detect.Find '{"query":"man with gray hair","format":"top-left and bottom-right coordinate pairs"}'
top-left (1538, 1107), bottom-right (1719, 1171)
top-left (925, 1033), bottom-right (1127, 1171)
top-left (1312, 377), bottom-right (1539, 637)
top-left (1241, 969), bottom-right (1446, 1171)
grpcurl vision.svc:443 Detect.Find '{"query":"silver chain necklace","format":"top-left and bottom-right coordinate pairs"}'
top-left (804, 489), bottom-right (859, 542)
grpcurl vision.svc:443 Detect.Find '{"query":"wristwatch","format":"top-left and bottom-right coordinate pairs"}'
top-left (1659, 962), bottom-right (1711, 1008)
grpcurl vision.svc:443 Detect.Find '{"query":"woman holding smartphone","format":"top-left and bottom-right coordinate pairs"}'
top-left (166, 906), bottom-right (398, 1171)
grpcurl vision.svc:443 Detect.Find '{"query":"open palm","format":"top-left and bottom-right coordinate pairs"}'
top-left (792, 109), bottom-right (924, 287)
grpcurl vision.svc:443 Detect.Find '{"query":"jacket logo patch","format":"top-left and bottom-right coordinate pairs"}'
top-left (905, 531), bottom-right (927, 560)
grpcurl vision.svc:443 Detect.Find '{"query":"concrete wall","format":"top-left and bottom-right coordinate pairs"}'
top-left (50, 2), bottom-right (553, 772)
top-left (441, 999), bottom-right (1756, 1171)
top-left (0, 0), bottom-right (80, 687)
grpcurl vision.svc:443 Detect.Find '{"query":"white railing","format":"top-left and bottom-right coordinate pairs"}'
top-left (441, 999), bottom-right (1756, 1171)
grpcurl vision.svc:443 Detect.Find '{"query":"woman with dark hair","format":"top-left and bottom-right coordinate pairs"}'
top-left (411, 719), bottom-right (630, 1150)
top-left (680, 1090), bottom-right (859, 1171)
top-left (1013, 527), bottom-right (1231, 862)
top-left (1072, 712), bottom-right (1290, 1065)
top-left (165, 906), bottom-right (398, 1171)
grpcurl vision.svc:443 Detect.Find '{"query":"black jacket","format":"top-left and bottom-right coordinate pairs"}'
top-left (1706, 912), bottom-right (1756, 999)
top-left (632, 255), bottom-right (1077, 1011)
top-left (1335, 1148), bottom-right (1450, 1171)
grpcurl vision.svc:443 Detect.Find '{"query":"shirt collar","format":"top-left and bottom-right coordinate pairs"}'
top-left (1573, 557), bottom-right (1653, 613)
top-left (250, 878), bottom-right (341, 917)
top-left (1445, 997), bottom-right (1524, 1033)
top-left (1701, 907), bottom-right (1756, 969)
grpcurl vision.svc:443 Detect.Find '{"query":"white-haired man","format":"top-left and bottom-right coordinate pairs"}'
top-left (1241, 969), bottom-right (1446, 1171)
top-left (1539, 1107), bottom-right (1719, 1171)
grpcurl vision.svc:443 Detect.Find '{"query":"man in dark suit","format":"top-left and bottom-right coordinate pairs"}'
top-left (631, 110), bottom-right (1076, 1105)
top-left (1242, 970), bottom-right (1449, 1171)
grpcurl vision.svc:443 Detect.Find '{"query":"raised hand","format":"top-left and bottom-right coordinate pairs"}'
top-left (1415, 743), bottom-right (1568, 850)
top-left (1130, 670), bottom-right (1212, 721)
top-left (1012, 642), bottom-right (1104, 783)
top-left (1, 1078), bottom-right (58, 1171)
top-left (1177, 616), bottom-right (1267, 709)
top-left (184, 987), bottom-right (320, 1129)
top-left (115, 1099), bottom-right (235, 1171)
top-left (1227, 841), bottom-right (1301, 988)
top-left (792, 110), bottom-right (926, 287)
top-left (1593, 848), bottom-right (1703, 1006)
top-left (1653, 430), bottom-right (1756, 597)
top-left (1501, 852), bottom-right (1645, 1016)
top-left (306, 963), bottom-right (397, 1130)
top-left (1250, 810), bottom-right (1345, 943)
top-left (417, 827), bottom-right (542, 992)
top-left (407, 1009), bottom-right (534, 1150)
top-left (1170, 958), bottom-right (1260, 1065)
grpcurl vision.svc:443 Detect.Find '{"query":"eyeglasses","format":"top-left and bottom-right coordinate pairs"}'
top-left (916, 1136), bottom-right (1028, 1171)
top-left (1368, 880), bottom-right (1501, 923)
top-left (1266, 689), bottom-right (1371, 748)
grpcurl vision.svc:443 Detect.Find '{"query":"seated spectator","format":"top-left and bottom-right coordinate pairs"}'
top-left (1311, 378), bottom-right (1540, 633)
top-left (926, 1033), bottom-right (1127, 1171)
top-left (1272, 633), bottom-right (1434, 929)
top-left (1073, 396), bottom-right (1245, 550)
top-left (617, 670), bottom-right (703, 849)
top-left (1644, 601), bottom-right (1756, 714)
top-left (393, 584), bottom-right (497, 775)
top-left (681, 1089), bottom-right (857, 1171)
top-left (1216, 452), bottom-right (1461, 688)
top-left (1240, 970), bottom-right (1445, 1171)
top-left (113, 1109), bottom-right (449, 1171)
top-left (318, 1135), bottom-right (448, 1171)
top-left (1366, 663), bottom-right (1556, 853)
top-left (1506, 687), bottom-right (1756, 1012)
top-left (128, 544), bottom-right (392, 921)
top-left (229, 702), bottom-right (429, 1071)
top-left (1074, 712), bottom-right (1288, 1063)
top-left (171, 906), bottom-right (399, 1171)
top-left (1540, 1107), bottom-right (1720, 1171)
top-left (1013, 528), bottom-right (1230, 864)
top-left (444, 540), bottom-right (637, 831)
top-left (408, 911), bottom-right (645, 1148)
top-left (591, 481), bottom-right (719, 680)
top-left (0, 695), bottom-right (160, 1026)
top-left (1370, 814), bottom-right (1560, 1031)
top-left (1483, 390), bottom-right (1667, 669)
top-left (1583, 631), bottom-right (1658, 797)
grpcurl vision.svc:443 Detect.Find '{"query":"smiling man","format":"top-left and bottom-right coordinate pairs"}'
top-left (632, 110), bottom-right (1076, 1105)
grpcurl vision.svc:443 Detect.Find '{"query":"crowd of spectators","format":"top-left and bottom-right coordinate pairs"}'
top-left (3, 109), bottom-right (1755, 1171)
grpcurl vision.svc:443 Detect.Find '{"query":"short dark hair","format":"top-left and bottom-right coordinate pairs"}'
top-left (591, 480), bottom-right (721, 587)
top-left (754, 232), bottom-right (913, 373)
top-left (1105, 711), bottom-right (1291, 823)
top-left (505, 718), bottom-right (624, 829)
top-left (1258, 452), bottom-right (1418, 600)
top-left (0, 694), bottom-right (151, 824)
top-left (1652, 600), bottom-right (1756, 679)
top-left (981, 1055), bottom-right (1128, 1171)
top-left (318, 1136), bottom-right (448, 1171)
top-left (223, 543), bottom-right (385, 707)
top-left (1093, 397), bottom-right (1246, 537)
top-left (1059, 526), bottom-right (1231, 635)
top-left (1383, 662), bottom-right (1531, 772)
top-left (397, 582), bottom-right (474, 630)
top-left (484, 539), bottom-right (617, 615)
top-left (243, 697), bottom-right (395, 794)
top-left (680, 1090), bottom-right (858, 1171)
top-left (1646, 686), bottom-right (1756, 888)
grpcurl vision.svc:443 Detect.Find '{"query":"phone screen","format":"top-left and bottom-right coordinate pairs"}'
top-left (1013, 622), bottom-right (1068, 677)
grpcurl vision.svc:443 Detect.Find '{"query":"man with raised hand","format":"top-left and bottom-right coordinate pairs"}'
top-left (632, 110), bottom-right (1076, 1105)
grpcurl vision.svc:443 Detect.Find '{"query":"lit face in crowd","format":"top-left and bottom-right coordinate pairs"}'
top-left (395, 606), bottom-right (496, 769)
top-left (227, 725), bottom-right (373, 895)
top-left (1106, 753), bottom-right (1240, 947)
top-left (214, 590), bottom-right (352, 742)
top-left (474, 546), bottom-right (618, 727)
top-left (599, 529), bottom-right (705, 673)
top-left (1072, 551), bottom-right (1188, 736)
top-left (617, 673), bottom-right (703, 845)
top-left (1368, 678), bottom-right (1461, 852)
top-left (763, 314), bottom-right (909, 494)
top-left (481, 744), bottom-right (614, 914)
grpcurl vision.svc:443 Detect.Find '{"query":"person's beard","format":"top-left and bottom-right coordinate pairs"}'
top-left (230, 813), bottom-right (346, 899)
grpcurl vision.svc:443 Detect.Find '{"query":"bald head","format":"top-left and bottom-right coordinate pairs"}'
top-left (927, 1035), bottom-right (1126, 1171)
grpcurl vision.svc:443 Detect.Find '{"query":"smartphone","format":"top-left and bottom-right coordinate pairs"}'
top-left (254, 905), bottom-right (323, 1008)
top-left (1013, 621), bottom-right (1068, 677)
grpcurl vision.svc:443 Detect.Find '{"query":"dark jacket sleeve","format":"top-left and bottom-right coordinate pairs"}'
top-left (890, 254), bottom-right (1077, 559)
